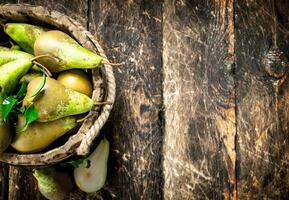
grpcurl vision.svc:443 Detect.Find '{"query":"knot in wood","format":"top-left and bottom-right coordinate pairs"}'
top-left (263, 47), bottom-right (289, 79)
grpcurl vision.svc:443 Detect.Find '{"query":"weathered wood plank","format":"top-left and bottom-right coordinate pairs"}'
top-left (163, 0), bottom-right (236, 199)
top-left (8, 167), bottom-right (44, 200)
top-left (88, 0), bottom-right (164, 199)
top-left (12, 0), bottom-right (88, 26)
top-left (236, 0), bottom-right (289, 199)
top-left (0, 163), bottom-right (9, 200)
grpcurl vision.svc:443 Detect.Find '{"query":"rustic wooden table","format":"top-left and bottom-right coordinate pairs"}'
top-left (0, 0), bottom-right (289, 199)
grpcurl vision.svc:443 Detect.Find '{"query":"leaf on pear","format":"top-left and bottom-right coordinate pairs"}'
top-left (25, 74), bottom-right (46, 107)
top-left (2, 95), bottom-right (17, 122)
top-left (31, 74), bottom-right (46, 98)
top-left (1, 82), bottom-right (27, 122)
top-left (19, 106), bottom-right (26, 114)
top-left (20, 105), bottom-right (39, 131)
top-left (65, 157), bottom-right (91, 168)
top-left (16, 81), bottom-right (27, 99)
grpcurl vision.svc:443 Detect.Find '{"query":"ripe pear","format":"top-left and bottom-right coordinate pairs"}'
top-left (20, 72), bottom-right (42, 84)
top-left (74, 138), bottom-right (109, 193)
top-left (0, 123), bottom-right (11, 153)
top-left (0, 58), bottom-right (33, 94)
top-left (34, 30), bottom-right (103, 72)
top-left (11, 115), bottom-right (77, 153)
top-left (4, 23), bottom-right (46, 54)
top-left (0, 92), bottom-right (11, 153)
top-left (33, 167), bottom-right (73, 200)
top-left (57, 70), bottom-right (93, 97)
top-left (0, 46), bottom-right (33, 66)
top-left (23, 77), bottom-right (94, 122)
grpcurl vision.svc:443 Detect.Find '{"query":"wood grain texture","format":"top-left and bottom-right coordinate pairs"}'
top-left (163, 0), bottom-right (236, 199)
top-left (8, 167), bottom-right (44, 200)
top-left (88, 0), bottom-right (164, 199)
top-left (0, 163), bottom-right (9, 200)
top-left (12, 0), bottom-right (88, 26)
top-left (2, 0), bottom-right (289, 199)
top-left (236, 0), bottom-right (289, 199)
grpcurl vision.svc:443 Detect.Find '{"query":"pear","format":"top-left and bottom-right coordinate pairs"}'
top-left (57, 69), bottom-right (93, 97)
top-left (0, 92), bottom-right (11, 153)
top-left (0, 46), bottom-right (33, 66)
top-left (0, 123), bottom-right (11, 153)
top-left (34, 167), bottom-right (73, 200)
top-left (74, 138), bottom-right (109, 193)
top-left (11, 115), bottom-right (77, 153)
top-left (4, 23), bottom-right (46, 54)
top-left (20, 72), bottom-right (42, 84)
top-left (34, 30), bottom-right (103, 72)
top-left (0, 47), bottom-right (40, 72)
top-left (0, 58), bottom-right (33, 94)
top-left (23, 77), bottom-right (94, 122)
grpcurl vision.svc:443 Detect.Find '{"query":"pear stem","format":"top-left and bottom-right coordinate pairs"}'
top-left (32, 61), bottom-right (52, 77)
top-left (101, 60), bottom-right (124, 67)
top-left (17, 99), bottom-right (24, 105)
top-left (31, 54), bottom-right (59, 62)
top-left (94, 101), bottom-right (113, 106)
top-left (76, 113), bottom-right (91, 123)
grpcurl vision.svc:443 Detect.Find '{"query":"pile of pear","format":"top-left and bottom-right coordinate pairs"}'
top-left (0, 23), bottom-right (107, 154)
top-left (34, 138), bottom-right (110, 199)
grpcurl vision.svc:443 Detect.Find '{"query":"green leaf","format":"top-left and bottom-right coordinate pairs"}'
top-left (2, 96), bottom-right (17, 122)
top-left (1, 82), bottom-right (28, 122)
top-left (21, 105), bottom-right (39, 131)
top-left (66, 157), bottom-right (91, 168)
top-left (19, 106), bottom-right (26, 114)
top-left (31, 74), bottom-right (46, 98)
top-left (16, 82), bottom-right (27, 99)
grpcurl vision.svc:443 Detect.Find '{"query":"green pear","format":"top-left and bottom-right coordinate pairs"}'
top-left (0, 47), bottom-right (40, 72)
top-left (0, 46), bottom-right (33, 66)
top-left (0, 58), bottom-right (33, 94)
top-left (4, 23), bottom-right (46, 54)
top-left (19, 72), bottom-right (42, 84)
top-left (57, 69), bottom-right (93, 97)
top-left (74, 138), bottom-right (109, 193)
top-left (0, 92), bottom-right (11, 153)
top-left (34, 30), bottom-right (103, 72)
top-left (23, 77), bottom-right (94, 122)
top-left (11, 115), bottom-right (77, 153)
top-left (33, 167), bottom-right (73, 200)
top-left (0, 123), bottom-right (11, 153)
top-left (10, 44), bottom-right (21, 51)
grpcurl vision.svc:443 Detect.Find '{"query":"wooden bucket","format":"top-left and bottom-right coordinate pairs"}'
top-left (0, 4), bottom-right (115, 166)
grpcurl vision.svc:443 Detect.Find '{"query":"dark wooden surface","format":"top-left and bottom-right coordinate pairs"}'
top-left (0, 0), bottom-right (289, 199)
top-left (236, 0), bottom-right (289, 199)
top-left (88, 1), bottom-right (164, 199)
top-left (163, 0), bottom-right (236, 199)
